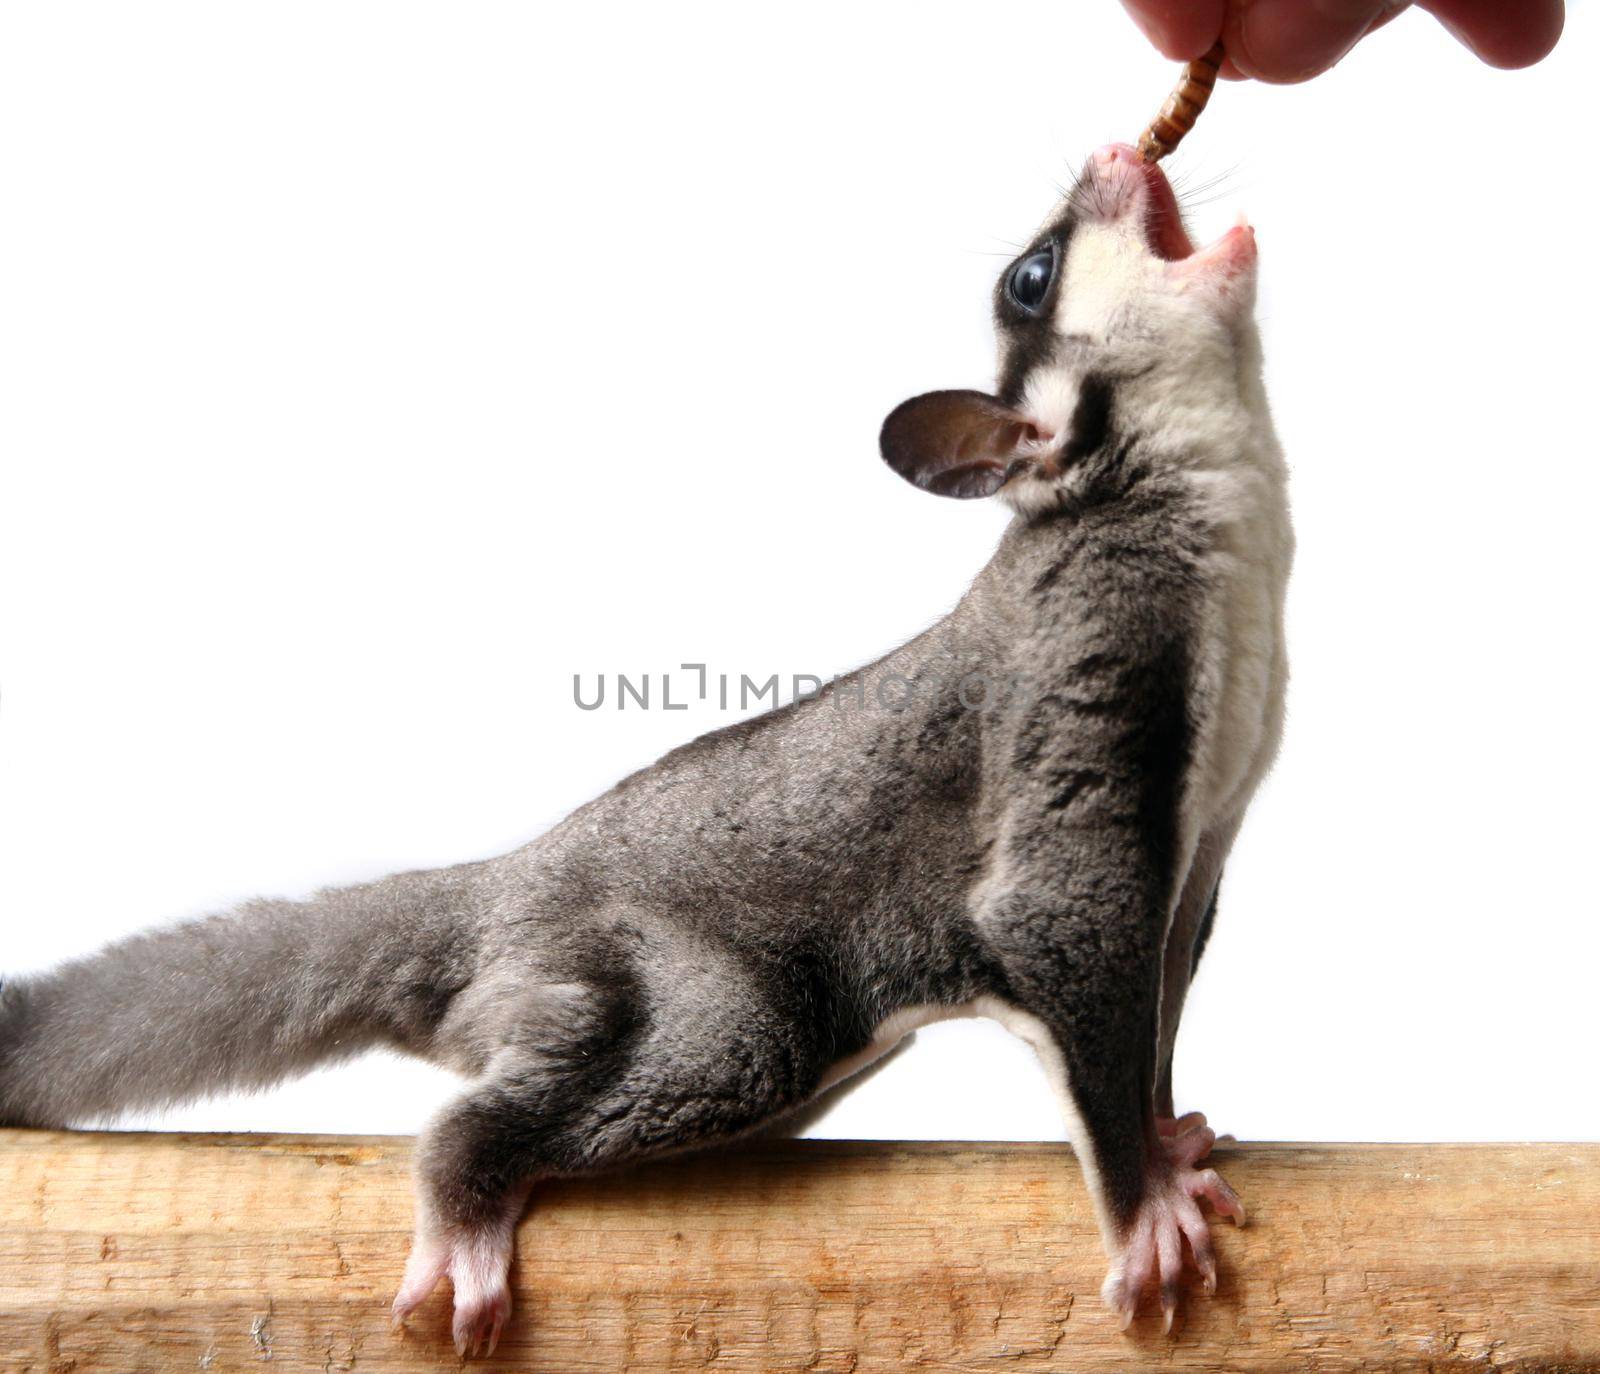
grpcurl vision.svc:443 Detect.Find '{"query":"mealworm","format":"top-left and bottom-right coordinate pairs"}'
top-left (1137, 41), bottom-right (1225, 163)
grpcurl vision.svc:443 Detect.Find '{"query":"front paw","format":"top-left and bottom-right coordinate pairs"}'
top-left (1157, 1110), bottom-right (1230, 1168)
top-left (1100, 1161), bottom-right (1246, 1332)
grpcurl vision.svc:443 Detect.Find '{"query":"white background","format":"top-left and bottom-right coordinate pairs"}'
top-left (1, 2), bottom-right (1594, 1144)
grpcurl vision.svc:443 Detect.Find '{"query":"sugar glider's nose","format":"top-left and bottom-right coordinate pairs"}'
top-left (1084, 142), bottom-right (1151, 202)
top-left (1078, 142), bottom-right (1151, 225)
top-left (1082, 142), bottom-right (1194, 261)
top-left (1091, 142), bottom-right (1142, 170)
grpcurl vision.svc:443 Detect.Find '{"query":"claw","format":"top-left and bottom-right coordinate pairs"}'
top-left (1100, 1156), bottom-right (1244, 1329)
top-left (391, 1241), bottom-right (449, 1332)
top-left (1191, 1167), bottom-right (1247, 1225)
top-left (449, 1281), bottom-right (512, 1359)
top-left (393, 1220), bottom-right (518, 1359)
top-left (1101, 1269), bottom-right (1138, 1330)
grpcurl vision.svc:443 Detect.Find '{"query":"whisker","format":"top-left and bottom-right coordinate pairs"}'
top-left (1167, 159), bottom-right (1246, 209)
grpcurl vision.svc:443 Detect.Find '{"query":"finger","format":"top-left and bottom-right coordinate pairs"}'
top-left (1102, 1265), bottom-right (1140, 1330)
top-left (1363, 4), bottom-right (1409, 37)
top-left (1120, 0), bottom-right (1227, 61)
top-left (1176, 1193), bottom-right (1219, 1295)
top-left (1157, 1218), bottom-right (1183, 1332)
top-left (1169, 1125), bottom-right (1217, 1168)
top-left (1416, 0), bottom-right (1564, 69)
top-left (1223, 0), bottom-right (1407, 84)
top-left (1118, 1224), bottom-right (1156, 1327)
top-left (1193, 1167), bottom-right (1248, 1225)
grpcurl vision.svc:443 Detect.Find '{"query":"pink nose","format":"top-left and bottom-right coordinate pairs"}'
top-left (1091, 142), bottom-right (1141, 170)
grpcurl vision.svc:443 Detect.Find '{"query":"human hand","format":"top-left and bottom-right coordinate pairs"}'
top-left (1119, 0), bottom-right (1564, 84)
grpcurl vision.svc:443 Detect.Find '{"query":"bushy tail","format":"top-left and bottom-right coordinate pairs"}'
top-left (0, 861), bottom-right (485, 1127)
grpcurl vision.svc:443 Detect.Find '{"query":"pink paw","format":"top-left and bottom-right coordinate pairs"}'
top-left (451, 1282), bottom-right (512, 1361)
top-left (1100, 1161), bottom-right (1246, 1333)
top-left (1157, 1110), bottom-right (1231, 1169)
top-left (391, 1228), bottom-right (515, 1359)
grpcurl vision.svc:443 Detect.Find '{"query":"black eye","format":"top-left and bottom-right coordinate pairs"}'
top-left (1007, 245), bottom-right (1056, 314)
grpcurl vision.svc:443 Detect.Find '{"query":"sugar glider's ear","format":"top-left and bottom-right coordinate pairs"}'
top-left (879, 390), bottom-right (1042, 499)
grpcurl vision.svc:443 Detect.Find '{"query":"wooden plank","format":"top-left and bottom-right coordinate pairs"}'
top-left (0, 1131), bottom-right (1596, 1372)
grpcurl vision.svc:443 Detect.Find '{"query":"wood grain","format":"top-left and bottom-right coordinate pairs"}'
top-left (1, 1131), bottom-right (1596, 1372)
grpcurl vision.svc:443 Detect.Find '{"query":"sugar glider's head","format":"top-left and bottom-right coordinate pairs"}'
top-left (881, 142), bottom-right (1260, 512)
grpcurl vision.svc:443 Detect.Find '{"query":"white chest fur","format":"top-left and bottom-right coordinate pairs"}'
top-left (1181, 446), bottom-right (1293, 837)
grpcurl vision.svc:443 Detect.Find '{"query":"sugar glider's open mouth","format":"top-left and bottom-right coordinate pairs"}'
top-left (1089, 142), bottom-right (1196, 262)
top-left (1136, 156), bottom-right (1195, 262)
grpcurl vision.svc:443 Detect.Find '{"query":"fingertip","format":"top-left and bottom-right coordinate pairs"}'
top-left (1419, 0), bottom-right (1565, 69)
top-left (1120, 0), bottom-right (1227, 62)
top-left (1101, 1269), bottom-right (1139, 1330)
top-left (1223, 0), bottom-right (1391, 85)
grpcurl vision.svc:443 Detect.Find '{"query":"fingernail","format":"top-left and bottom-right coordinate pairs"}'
top-left (1233, 0), bottom-right (1390, 82)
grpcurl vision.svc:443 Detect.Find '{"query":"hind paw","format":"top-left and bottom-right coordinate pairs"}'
top-left (392, 1225), bottom-right (517, 1359)
top-left (450, 1280), bottom-right (512, 1360)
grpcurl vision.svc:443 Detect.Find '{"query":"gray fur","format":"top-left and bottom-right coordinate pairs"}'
top-left (1, 146), bottom-right (1290, 1342)
top-left (3, 477), bottom-right (1215, 1223)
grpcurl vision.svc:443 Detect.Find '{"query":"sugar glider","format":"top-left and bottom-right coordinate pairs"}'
top-left (0, 142), bottom-right (1291, 1354)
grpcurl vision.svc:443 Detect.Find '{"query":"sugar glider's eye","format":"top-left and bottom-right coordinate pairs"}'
top-left (1006, 245), bottom-right (1057, 315)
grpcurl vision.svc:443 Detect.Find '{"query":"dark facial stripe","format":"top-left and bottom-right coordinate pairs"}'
top-left (1062, 373), bottom-right (1113, 466)
top-left (994, 218), bottom-right (1077, 407)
